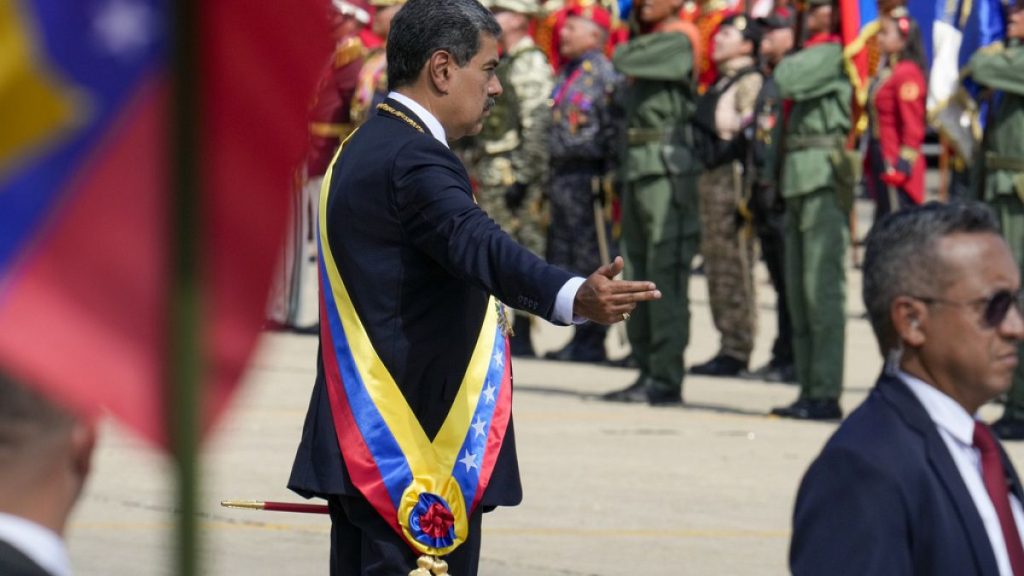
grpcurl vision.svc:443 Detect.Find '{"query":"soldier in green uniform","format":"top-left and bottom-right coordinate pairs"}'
top-left (769, 0), bottom-right (852, 420)
top-left (602, 0), bottom-right (702, 406)
top-left (967, 2), bottom-right (1024, 438)
top-left (467, 0), bottom-right (554, 357)
top-left (745, 9), bottom-right (797, 383)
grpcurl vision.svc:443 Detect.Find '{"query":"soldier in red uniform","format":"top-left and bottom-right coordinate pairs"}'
top-left (268, 0), bottom-right (368, 332)
top-left (865, 6), bottom-right (927, 216)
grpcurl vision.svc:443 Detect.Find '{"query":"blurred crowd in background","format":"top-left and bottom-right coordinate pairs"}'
top-left (267, 0), bottom-right (1024, 434)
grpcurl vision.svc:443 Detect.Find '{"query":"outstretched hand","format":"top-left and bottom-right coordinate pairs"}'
top-left (573, 256), bottom-right (661, 325)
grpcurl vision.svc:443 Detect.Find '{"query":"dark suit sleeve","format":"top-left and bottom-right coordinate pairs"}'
top-left (393, 139), bottom-right (574, 321)
top-left (791, 447), bottom-right (912, 576)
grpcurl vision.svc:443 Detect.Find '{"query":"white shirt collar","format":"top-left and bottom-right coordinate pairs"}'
top-left (0, 512), bottom-right (71, 576)
top-left (898, 370), bottom-right (978, 447)
top-left (386, 91), bottom-right (448, 148)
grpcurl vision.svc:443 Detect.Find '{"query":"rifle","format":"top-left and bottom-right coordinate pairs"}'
top-left (793, 0), bottom-right (808, 51)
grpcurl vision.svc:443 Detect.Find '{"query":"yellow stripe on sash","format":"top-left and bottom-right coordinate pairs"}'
top-left (318, 133), bottom-right (500, 480)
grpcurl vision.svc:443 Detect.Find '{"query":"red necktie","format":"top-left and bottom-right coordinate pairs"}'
top-left (975, 421), bottom-right (1024, 575)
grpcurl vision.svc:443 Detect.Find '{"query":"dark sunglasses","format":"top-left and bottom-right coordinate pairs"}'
top-left (911, 289), bottom-right (1024, 328)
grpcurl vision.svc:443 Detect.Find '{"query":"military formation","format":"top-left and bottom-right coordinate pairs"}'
top-left (270, 0), bottom-right (1024, 432)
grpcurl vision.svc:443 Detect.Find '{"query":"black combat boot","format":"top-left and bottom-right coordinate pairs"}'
top-left (689, 354), bottom-right (746, 377)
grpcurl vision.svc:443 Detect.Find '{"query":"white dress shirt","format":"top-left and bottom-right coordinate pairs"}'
top-left (0, 512), bottom-right (71, 576)
top-left (385, 91), bottom-right (585, 325)
top-left (900, 371), bottom-right (1024, 576)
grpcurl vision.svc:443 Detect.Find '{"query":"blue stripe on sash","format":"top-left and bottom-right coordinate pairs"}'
top-left (318, 244), bottom-right (413, 507)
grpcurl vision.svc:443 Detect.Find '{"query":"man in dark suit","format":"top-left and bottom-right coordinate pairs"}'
top-left (0, 372), bottom-right (96, 576)
top-left (791, 202), bottom-right (1024, 575)
top-left (287, 1), bottom-right (661, 574)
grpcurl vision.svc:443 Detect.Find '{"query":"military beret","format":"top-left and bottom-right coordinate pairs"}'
top-left (721, 13), bottom-right (763, 44)
top-left (756, 6), bottom-right (795, 30)
top-left (566, 2), bottom-right (613, 31)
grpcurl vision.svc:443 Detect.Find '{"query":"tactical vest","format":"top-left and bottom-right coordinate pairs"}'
top-left (692, 65), bottom-right (760, 169)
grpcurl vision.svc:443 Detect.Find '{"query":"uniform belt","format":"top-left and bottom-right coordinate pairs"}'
top-left (309, 122), bottom-right (354, 139)
top-left (985, 153), bottom-right (1024, 172)
top-left (627, 128), bottom-right (671, 145)
top-left (785, 134), bottom-right (844, 151)
top-left (551, 158), bottom-right (604, 170)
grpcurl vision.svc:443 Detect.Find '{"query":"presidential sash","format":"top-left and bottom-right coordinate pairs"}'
top-left (317, 127), bottom-right (513, 560)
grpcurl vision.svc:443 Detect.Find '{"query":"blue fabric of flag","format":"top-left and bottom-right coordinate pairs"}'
top-left (0, 0), bottom-right (167, 284)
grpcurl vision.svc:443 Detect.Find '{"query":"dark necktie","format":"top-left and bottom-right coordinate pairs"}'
top-left (975, 421), bottom-right (1024, 575)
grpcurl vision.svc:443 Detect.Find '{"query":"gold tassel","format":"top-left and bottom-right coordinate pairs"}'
top-left (409, 555), bottom-right (451, 576)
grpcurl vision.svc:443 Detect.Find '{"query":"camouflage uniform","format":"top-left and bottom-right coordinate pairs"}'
top-left (696, 56), bottom-right (763, 365)
top-left (545, 47), bottom-right (622, 362)
top-left (468, 35), bottom-right (553, 259)
top-left (548, 49), bottom-right (622, 276)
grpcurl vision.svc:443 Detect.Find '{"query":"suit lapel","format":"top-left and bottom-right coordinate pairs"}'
top-left (0, 539), bottom-right (51, 576)
top-left (878, 375), bottom-right (1001, 575)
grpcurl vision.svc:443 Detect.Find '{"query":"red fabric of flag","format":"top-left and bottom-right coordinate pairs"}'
top-left (0, 0), bottom-right (333, 448)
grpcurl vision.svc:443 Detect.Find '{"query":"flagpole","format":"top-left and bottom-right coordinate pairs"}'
top-left (169, 0), bottom-right (203, 574)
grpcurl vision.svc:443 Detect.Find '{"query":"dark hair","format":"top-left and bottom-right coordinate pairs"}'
top-left (862, 201), bottom-right (1001, 353)
top-left (0, 371), bottom-right (74, 456)
top-left (894, 15), bottom-right (929, 76)
top-left (387, 0), bottom-right (502, 91)
top-left (721, 15), bottom-right (762, 56)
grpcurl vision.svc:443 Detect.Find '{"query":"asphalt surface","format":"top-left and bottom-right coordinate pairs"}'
top-left (66, 197), bottom-right (1024, 575)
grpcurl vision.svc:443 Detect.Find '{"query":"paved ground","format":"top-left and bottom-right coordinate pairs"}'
top-left (66, 198), bottom-right (1022, 575)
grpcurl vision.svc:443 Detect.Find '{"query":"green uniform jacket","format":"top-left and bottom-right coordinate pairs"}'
top-left (968, 42), bottom-right (1024, 201)
top-left (774, 41), bottom-right (852, 198)
top-left (612, 31), bottom-right (699, 182)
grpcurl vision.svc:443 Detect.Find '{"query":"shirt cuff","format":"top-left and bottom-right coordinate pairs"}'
top-left (553, 276), bottom-right (587, 326)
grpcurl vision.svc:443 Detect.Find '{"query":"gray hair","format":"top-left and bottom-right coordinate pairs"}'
top-left (862, 201), bottom-right (1001, 353)
top-left (387, 0), bottom-right (502, 91)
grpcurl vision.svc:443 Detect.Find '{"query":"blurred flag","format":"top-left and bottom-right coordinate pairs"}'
top-left (840, 0), bottom-right (879, 107)
top-left (0, 0), bottom-right (332, 448)
top-left (927, 0), bottom-right (1005, 160)
top-left (958, 0), bottom-right (1006, 99)
top-left (840, 0), bottom-right (935, 133)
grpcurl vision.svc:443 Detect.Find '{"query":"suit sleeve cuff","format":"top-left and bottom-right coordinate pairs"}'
top-left (553, 276), bottom-right (587, 326)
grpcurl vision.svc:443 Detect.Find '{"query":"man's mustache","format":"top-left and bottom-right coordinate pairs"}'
top-left (484, 97), bottom-right (496, 112)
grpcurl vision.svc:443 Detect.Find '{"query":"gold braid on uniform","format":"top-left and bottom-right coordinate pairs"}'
top-left (377, 103), bottom-right (425, 133)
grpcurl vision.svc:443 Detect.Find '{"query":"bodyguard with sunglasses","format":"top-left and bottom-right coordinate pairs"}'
top-left (791, 202), bottom-right (1024, 576)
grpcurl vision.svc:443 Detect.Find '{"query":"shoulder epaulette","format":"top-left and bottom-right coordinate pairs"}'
top-left (978, 41), bottom-right (1005, 56)
top-left (334, 37), bottom-right (365, 69)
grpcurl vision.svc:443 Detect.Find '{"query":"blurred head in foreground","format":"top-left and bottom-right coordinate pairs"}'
top-left (0, 372), bottom-right (96, 537)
